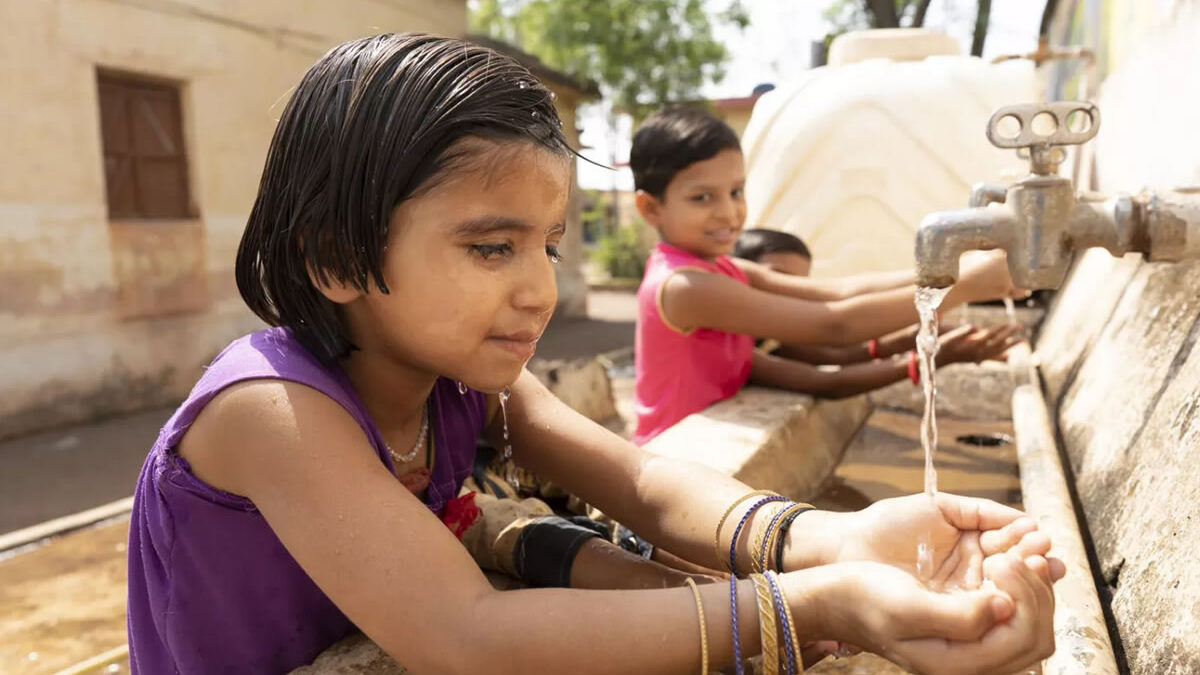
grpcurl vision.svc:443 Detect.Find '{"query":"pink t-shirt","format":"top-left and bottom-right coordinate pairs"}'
top-left (633, 242), bottom-right (755, 444)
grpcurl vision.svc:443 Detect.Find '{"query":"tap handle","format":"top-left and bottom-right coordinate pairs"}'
top-left (986, 101), bottom-right (1100, 150)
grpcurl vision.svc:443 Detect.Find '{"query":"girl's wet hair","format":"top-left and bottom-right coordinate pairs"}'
top-left (237, 33), bottom-right (570, 361)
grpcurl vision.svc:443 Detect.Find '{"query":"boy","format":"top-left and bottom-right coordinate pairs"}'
top-left (733, 228), bottom-right (1020, 398)
top-left (630, 106), bottom-right (1023, 443)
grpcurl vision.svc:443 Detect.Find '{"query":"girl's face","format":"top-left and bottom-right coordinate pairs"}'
top-left (340, 139), bottom-right (571, 393)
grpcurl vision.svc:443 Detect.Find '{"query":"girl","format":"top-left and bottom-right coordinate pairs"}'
top-left (127, 33), bottom-right (1061, 674)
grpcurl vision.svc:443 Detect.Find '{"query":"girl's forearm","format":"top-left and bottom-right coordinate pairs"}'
top-left (621, 452), bottom-right (843, 574)
top-left (458, 579), bottom-right (774, 674)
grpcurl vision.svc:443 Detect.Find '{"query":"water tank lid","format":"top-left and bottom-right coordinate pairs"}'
top-left (827, 28), bottom-right (961, 67)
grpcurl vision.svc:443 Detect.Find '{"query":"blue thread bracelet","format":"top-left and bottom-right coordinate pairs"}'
top-left (764, 571), bottom-right (799, 675)
top-left (727, 495), bottom-right (789, 577)
top-left (728, 495), bottom-right (784, 675)
top-left (729, 574), bottom-right (744, 675)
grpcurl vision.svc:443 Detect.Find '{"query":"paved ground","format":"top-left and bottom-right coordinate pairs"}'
top-left (0, 408), bottom-right (170, 535)
top-left (535, 289), bottom-right (637, 361)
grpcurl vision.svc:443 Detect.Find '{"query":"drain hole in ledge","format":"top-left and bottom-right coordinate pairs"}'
top-left (955, 433), bottom-right (1013, 447)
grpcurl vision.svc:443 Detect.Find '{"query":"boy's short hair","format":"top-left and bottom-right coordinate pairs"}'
top-left (629, 106), bottom-right (742, 198)
top-left (733, 228), bottom-right (812, 262)
top-left (236, 33), bottom-right (569, 362)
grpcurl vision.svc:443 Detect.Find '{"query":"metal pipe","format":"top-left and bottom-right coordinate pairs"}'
top-left (1012, 382), bottom-right (1119, 675)
top-left (970, 182), bottom-right (1008, 208)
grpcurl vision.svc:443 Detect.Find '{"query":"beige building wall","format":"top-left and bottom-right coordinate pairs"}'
top-left (0, 0), bottom-right (474, 439)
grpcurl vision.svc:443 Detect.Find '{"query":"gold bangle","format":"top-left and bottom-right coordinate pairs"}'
top-left (749, 574), bottom-right (779, 675)
top-left (750, 502), bottom-right (788, 574)
top-left (763, 502), bottom-right (813, 572)
top-left (684, 578), bottom-right (709, 675)
top-left (766, 571), bottom-right (801, 664)
top-left (713, 490), bottom-right (780, 572)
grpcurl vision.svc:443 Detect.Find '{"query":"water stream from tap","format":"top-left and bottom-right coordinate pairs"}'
top-left (915, 286), bottom-right (951, 579)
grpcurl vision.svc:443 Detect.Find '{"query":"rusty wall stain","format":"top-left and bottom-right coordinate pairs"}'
top-left (108, 219), bottom-right (210, 319)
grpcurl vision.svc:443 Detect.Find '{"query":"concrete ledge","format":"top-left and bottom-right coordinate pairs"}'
top-left (870, 359), bottom-right (1017, 421)
top-left (645, 386), bottom-right (872, 500)
top-left (527, 356), bottom-right (617, 424)
top-left (290, 634), bottom-right (406, 675)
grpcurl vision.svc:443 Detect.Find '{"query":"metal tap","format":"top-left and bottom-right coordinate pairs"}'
top-left (914, 101), bottom-right (1200, 289)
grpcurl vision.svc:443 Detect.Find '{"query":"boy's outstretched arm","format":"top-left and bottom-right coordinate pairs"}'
top-left (662, 273), bottom-right (953, 347)
top-left (751, 325), bottom-right (1021, 398)
top-left (748, 351), bottom-right (912, 399)
top-left (662, 252), bottom-right (1018, 346)
top-left (734, 258), bottom-right (915, 301)
top-left (775, 325), bottom-right (920, 365)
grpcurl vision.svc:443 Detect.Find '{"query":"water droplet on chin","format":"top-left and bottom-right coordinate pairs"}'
top-left (456, 381), bottom-right (468, 395)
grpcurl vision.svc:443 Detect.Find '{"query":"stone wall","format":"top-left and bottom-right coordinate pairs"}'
top-left (1035, 7), bottom-right (1200, 673)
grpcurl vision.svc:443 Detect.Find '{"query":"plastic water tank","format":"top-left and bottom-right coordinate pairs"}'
top-left (742, 29), bottom-right (1037, 278)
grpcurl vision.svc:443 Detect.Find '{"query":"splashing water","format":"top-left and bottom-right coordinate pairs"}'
top-left (498, 386), bottom-right (517, 488)
top-left (915, 286), bottom-right (951, 580)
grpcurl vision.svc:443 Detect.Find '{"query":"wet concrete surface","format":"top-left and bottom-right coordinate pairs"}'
top-left (0, 518), bottom-right (130, 674)
top-left (805, 408), bottom-right (1021, 674)
top-left (812, 409), bottom-right (1022, 512)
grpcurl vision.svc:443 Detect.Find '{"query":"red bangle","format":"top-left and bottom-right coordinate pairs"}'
top-left (907, 351), bottom-right (920, 386)
top-left (867, 339), bottom-right (880, 360)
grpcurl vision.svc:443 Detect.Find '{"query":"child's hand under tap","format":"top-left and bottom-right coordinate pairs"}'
top-left (827, 493), bottom-right (1065, 593)
top-left (795, 550), bottom-right (1056, 675)
top-left (937, 323), bottom-right (1025, 365)
top-left (956, 250), bottom-right (1031, 302)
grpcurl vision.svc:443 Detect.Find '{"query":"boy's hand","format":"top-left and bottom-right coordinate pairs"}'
top-left (937, 324), bottom-right (1024, 365)
top-left (955, 251), bottom-right (1028, 302)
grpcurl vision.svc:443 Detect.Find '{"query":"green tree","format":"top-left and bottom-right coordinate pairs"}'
top-left (470, 0), bottom-right (748, 121)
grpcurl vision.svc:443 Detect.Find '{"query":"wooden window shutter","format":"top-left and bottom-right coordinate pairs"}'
top-left (97, 72), bottom-right (192, 219)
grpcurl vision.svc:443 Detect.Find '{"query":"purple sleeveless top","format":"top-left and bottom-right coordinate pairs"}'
top-left (127, 327), bottom-right (487, 674)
